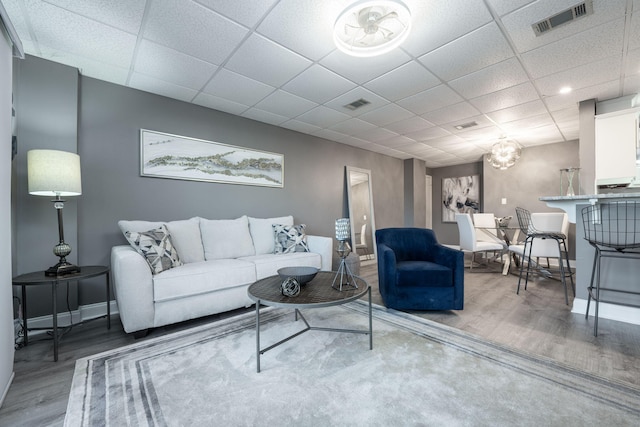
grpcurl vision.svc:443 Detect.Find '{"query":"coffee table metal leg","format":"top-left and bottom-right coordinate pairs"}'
top-left (255, 301), bottom-right (261, 373)
top-left (368, 287), bottom-right (373, 350)
top-left (52, 280), bottom-right (58, 362)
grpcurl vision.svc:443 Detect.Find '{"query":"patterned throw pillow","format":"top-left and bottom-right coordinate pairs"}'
top-left (124, 225), bottom-right (183, 274)
top-left (273, 224), bottom-right (309, 254)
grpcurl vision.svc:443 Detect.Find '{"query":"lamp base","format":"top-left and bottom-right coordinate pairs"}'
top-left (45, 261), bottom-right (81, 277)
top-left (331, 256), bottom-right (358, 291)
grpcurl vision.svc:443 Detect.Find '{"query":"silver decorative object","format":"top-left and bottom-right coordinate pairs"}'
top-left (281, 277), bottom-right (300, 297)
top-left (332, 218), bottom-right (357, 291)
top-left (560, 168), bottom-right (581, 196)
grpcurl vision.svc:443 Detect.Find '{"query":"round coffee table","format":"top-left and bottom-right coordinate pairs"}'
top-left (247, 271), bottom-right (372, 372)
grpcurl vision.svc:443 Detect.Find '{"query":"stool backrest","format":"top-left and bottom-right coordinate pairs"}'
top-left (582, 201), bottom-right (640, 250)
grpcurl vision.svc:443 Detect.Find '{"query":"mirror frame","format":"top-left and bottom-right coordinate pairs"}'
top-left (346, 166), bottom-right (377, 262)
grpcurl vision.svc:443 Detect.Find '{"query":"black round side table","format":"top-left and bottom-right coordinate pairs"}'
top-left (12, 265), bottom-right (111, 361)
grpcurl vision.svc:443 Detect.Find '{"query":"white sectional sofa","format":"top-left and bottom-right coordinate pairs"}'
top-left (111, 215), bottom-right (333, 335)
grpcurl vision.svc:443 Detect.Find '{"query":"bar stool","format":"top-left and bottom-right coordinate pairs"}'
top-left (581, 201), bottom-right (640, 336)
top-left (514, 207), bottom-right (575, 304)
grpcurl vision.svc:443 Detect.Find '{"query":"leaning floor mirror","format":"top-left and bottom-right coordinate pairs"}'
top-left (346, 166), bottom-right (377, 262)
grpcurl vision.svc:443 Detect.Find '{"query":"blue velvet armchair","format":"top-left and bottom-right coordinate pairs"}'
top-left (376, 228), bottom-right (464, 310)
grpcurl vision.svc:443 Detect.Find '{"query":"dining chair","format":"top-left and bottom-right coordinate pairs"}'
top-left (473, 213), bottom-right (499, 243)
top-left (456, 213), bottom-right (506, 271)
top-left (509, 208), bottom-right (574, 304)
top-left (355, 223), bottom-right (371, 260)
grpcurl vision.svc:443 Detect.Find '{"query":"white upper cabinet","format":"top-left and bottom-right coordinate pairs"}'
top-left (595, 108), bottom-right (640, 186)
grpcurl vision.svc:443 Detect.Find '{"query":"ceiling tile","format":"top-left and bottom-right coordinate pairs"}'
top-left (625, 47), bottom-right (640, 76)
top-left (22, 1), bottom-right (137, 68)
top-left (485, 0), bottom-right (535, 16)
top-left (405, 126), bottom-right (453, 142)
top-left (534, 55), bottom-right (622, 97)
top-left (447, 115), bottom-right (496, 134)
top-left (129, 73), bottom-right (199, 102)
top-left (42, 0), bottom-right (146, 34)
top-left (225, 34), bottom-right (312, 87)
top-left (295, 105), bottom-right (351, 128)
top-left (499, 113), bottom-right (557, 134)
top-left (358, 104), bottom-right (414, 126)
top-left (256, 0), bottom-right (339, 61)
top-left (254, 89), bottom-right (318, 117)
top-left (419, 23), bottom-right (514, 81)
top-left (377, 135), bottom-right (419, 149)
top-left (487, 100), bottom-right (548, 124)
top-left (282, 64), bottom-right (356, 104)
top-left (134, 40), bottom-right (218, 90)
top-left (352, 127), bottom-right (399, 143)
top-left (279, 119), bottom-right (322, 134)
top-left (241, 108), bottom-right (289, 126)
top-left (543, 80), bottom-right (622, 111)
top-left (397, 85), bottom-right (464, 115)
top-left (470, 82), bottom-right (539, 113)
top-left (423, 134), bottom-right (468, 149)
top-left (421, 102), bottom-right (481, 126)
top-left (501, 0), bottom-right (628, 54)
top-left (320, 48), bottom-right (412, 84)
top-left (385, 116), bottom-right (434, 134)
top-left (520, 18), bottom-right (625, 79)
top-left (365, 62), bottom-right (440, 101)
top-left (513, 125), bottom-right (566, 146)
top-left (448, 57), bottom-right (529, 99)
top-left (192, 93), bottom-right (249, 115)
top-left (329, 118), bottom-right (377, 135)
top-left (630, 9), bottom-right (640, 51)
top-left (202, 68), bottom-right (275, 106)
top-left (144, 0), bottom-right (248, 65)
top-left (401, 0), bottom-right (493, 57)
top-left (195, 0), bottom-right (278, 28)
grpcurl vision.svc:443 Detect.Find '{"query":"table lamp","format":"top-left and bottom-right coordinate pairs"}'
top-left (28, 149), bottom-right (82, 276)
top-left (332, 218), bottom-right (357, 291)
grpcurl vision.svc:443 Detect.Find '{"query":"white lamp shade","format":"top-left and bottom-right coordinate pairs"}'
top-left (335, 218), bottom-right (351, 240)
top-left (28, 149), bottom-right (82, 196)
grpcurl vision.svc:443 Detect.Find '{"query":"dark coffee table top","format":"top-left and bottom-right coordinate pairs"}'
top-left (247, 271), bottom-right (369, 309)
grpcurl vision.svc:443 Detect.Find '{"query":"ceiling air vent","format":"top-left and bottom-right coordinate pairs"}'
top-left (454, 121), bottom-right (478, 130)
top-left (532, 0), bottom-right (594, 36)
top-left (344, 98), bottom-right (370, 110)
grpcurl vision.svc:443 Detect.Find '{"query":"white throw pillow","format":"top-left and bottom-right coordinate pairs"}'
top-left (166, 217), bottom-right (204, 263)
top-left (200, 215), bottom-right (255, 260)
top-left (248, 215), bottom-right (293, 255)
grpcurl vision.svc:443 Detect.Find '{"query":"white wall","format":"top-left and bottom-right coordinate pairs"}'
top-left (0, 24), bottom-right (15, 407)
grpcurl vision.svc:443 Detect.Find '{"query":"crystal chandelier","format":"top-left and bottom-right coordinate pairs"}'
top-left (486, 137), bottom-right (522, 170)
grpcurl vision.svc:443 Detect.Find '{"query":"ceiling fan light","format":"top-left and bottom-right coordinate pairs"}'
top-left (333, 0), bottom-right (412, 57)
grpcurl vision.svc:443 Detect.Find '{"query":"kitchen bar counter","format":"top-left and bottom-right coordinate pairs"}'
top-left (540, 192), bottom-right (640, 223)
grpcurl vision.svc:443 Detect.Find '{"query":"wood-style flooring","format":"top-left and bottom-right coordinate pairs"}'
top-left (1, 263), bottom-right (639, 426)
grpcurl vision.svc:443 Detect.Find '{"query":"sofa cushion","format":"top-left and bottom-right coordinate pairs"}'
top-left (153, 259), bottom-right (257, 303)
top-left (273, 224), bottom-right (309, 254)
top-left (396, 261), bottom-right (453, 288)
top-left (239, 252), bottom-right (322, 280)
top-left (248, 215), bottom-right (294, 255)
top-left (166, 218), bottom-right (205, 263)
top-left (200, 215), bottom-right (255, 260)
top-left (124, 225), bottom-right (183, 274)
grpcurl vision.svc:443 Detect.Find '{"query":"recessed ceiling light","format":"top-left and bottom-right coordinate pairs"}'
top-left (333, 0), bottom-right (412, 57)
top-left (559, 86), bottom-right (572, 94)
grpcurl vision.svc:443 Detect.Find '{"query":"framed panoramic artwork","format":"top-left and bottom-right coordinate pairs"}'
top-left (442, 175), bottom-right (480, 223)
top-left (140, 129), bottom-right (284, 188)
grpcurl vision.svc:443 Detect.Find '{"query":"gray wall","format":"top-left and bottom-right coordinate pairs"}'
top-left (430, 140), bottom-right (579, 259)
top-left (12, 56), bottom-right (80, 316)
top-left (12, 56), bottom-right (406, 314)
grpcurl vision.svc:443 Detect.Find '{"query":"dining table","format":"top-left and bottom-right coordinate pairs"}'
top-left (475, 225), bottom-right (521, 275)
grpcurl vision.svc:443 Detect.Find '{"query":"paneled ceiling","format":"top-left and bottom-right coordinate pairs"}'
top-left (3, 0), bottom-right (640, 167)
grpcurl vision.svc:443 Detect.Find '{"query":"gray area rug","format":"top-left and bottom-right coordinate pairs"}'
top-left (65, 301), bottom-right (640, 426)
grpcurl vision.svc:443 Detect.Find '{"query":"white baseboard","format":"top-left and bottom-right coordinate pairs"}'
top-left (0, 371), bottom-right (14, 409)
top-left (572, 298), bottom-right (640, 326)
top-left (23, 301), bottom-right (119, 337)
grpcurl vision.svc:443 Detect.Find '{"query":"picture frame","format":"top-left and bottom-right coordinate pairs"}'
top-left (140, 129), bottom-right (284, 188)
top-left (442, 175), bottom-right (480, 223)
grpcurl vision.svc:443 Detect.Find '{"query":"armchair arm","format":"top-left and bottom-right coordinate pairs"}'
top-left (111, 245), bottom-right (155, 333)
top-left (377, 243), bottom-right (397, 296)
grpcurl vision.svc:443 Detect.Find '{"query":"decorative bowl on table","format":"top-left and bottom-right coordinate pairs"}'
top-left (277, 266), bottom-right (319, 285)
